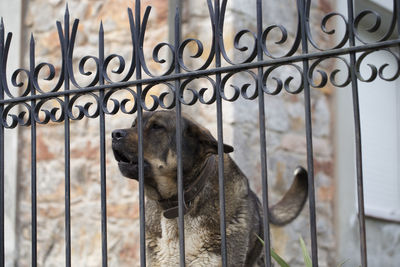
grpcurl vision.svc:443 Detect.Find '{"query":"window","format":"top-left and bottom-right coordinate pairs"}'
top-left (356, 0), bottom-right (400, 222)
top-left (359, 52), bottom-right (400, 221)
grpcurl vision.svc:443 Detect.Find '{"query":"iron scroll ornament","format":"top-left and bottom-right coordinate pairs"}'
top-left (1, 0), bottom-right (400, 129)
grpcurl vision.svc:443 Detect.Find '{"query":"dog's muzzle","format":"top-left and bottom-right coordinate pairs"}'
top-left (112, 129), bottom-right (142, 180)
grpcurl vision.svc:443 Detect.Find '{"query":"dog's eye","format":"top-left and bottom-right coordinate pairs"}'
top-left (151, 123), bottom-right (165, 130)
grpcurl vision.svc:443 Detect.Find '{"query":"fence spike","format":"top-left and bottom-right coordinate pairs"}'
top-left (65, 3), bottom-right (69, 15)
top-left (64, 5), bottom-right (70, 36)
top-left (100, 20), bottom-right (104, 33)
top-left (0, 17), bottom-right (4, 43)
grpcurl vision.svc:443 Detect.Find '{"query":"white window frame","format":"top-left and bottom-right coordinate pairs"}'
top-left (355, 0), bottom-right (400, 222)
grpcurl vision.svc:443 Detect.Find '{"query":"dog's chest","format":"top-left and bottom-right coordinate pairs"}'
top-left (150, 216), bottom-right (221, 267)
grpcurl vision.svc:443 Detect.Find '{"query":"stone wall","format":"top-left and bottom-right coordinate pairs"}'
top-left (16, 0), bottom-right (336, 266)
top-left (18, 0), bottom-right (169, 266)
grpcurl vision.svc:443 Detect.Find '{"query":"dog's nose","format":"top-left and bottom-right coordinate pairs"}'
top-left (112, 129), bottom-right (127, 140)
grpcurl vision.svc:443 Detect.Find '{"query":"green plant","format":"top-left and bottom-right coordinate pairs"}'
top-left (256, 235), bottom-right (290, 267)
top-left (257, 235), bottom-right (349, 267)
top-left (299, 236), bottom-right (312, 267)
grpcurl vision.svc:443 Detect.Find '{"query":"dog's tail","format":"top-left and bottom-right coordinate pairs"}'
top-left (268, 166), bottom-right (308, 226)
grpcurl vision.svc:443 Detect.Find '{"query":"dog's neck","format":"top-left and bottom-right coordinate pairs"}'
top-left (158, 155), bottom-right (216, 219)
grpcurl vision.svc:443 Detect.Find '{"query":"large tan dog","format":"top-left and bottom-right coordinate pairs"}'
top-left (112, 110), bottom-right (308, 266)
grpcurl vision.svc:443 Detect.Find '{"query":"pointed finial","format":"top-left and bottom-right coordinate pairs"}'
top-left (0, 17), bottom-right (4, 44)
top-left (30, 33), bottom-right (35, 44)
top-left (175, 6), bottom-right (181, 22)
top-left (100, 20), bottom-right (104, 33)
top-left (30, 33), bottom-right (35, 57)
top-left (99, 20), bottom-right (104, 45)
top-left (29, 32), bottom-right (36, 71)
top-left (65, 3), bottom-right (70, 19)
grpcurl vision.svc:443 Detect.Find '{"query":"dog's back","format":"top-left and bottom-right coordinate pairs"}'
top-left (144, 154), bottom-right (307, 266)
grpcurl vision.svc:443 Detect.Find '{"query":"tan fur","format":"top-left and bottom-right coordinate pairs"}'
top-left (112, 110), bottom-right (308, 266)
top-left (149, 216), bottom-right (222, 267)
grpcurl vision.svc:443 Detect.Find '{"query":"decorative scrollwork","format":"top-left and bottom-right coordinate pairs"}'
top-left (103, 54), bottom-right (132, 83)
top-left (175, 0), bottom-right (215, 72)
top-left (355, 49), bottom-right (400, 83)
top-left (11, 68), bottom-right (31, 97)
top-left (308, 56), bottom-right (351, 88)
top-left (262, 24), bottom-right (301, 58)
top-left (178, 38), bottom-right (215, 72)
top-left (68, 20), bottom-right (100, 88)
top-left (149, 42), bottom-right (175, 76)
top-left (221, 29), bottom-right (258, 64)
top-left (1, 0), bottom-right (400, 129)
top-left (33, 62), bottom-right (63, 94)
top-left (103, 87), bottom-right (138, 115)
top-left (0, 31), bottom-right (31, 98)
top-left (306, 11), bottom-right (349, 51)
top-left (180, 77), bottom-right (216, 105)
top-left (67, 93), bottom-right (100, 120)
top-left (32, 22), bottom-right (65, 93)
top-left (262, 64), bottom-right (304, 95)
top-left (34, 97), bottom-right (65, 124)
top-left (218, 0), bottom-right (257, 64)
top-left (2, 103), bottom-right (31, 128)
top-left (220, 71), bottom-right (258, 101)
top-left (141, 83), bottom-right (176, 111)
top-left (353, 1), bottom-right (398, 44)
top-left (101, 10), bottom-right (136, 83)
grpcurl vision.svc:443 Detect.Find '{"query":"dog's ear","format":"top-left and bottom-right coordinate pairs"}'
top-left (184, 119), bottom-right (234, 154)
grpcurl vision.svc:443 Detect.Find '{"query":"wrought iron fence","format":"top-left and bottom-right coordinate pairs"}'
top-left (0, 0), bottom-right (399, 266)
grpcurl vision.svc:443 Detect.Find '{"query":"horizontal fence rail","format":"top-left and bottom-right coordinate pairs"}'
top-left (0, 0), bottom-right (399, 266)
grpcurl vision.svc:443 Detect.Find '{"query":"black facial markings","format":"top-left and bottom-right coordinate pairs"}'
top-left (161, 146), bottom-right (170, 163)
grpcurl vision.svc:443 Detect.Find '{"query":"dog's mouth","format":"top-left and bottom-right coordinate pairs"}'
top-left (112, 143), bottom-right (152, 180)
top-left (113, 148), bottom-right (138, 165)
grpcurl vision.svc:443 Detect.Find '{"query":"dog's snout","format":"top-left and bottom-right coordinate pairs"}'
top-left (112, 129), bottom-right (127, 140)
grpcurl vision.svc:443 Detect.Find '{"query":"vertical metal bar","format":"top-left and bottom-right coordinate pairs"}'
top-left (396, 0), bottom-right (400, 37)
top-left (98, 22), bottom-right (108, 267)
top-left (298, 0), bottom-right (318, 266)
top-left (63, 7), bottom-right (72, 267)
top-left (213, 1), bottom-right (227, 266)
top-left (346, 0), bottom-right (367, 266)
top-left (0, 18), bottom-right (5, 267)
top-left (168, 0), bottom-right (183, 53)
top-left (255, 1), bottom-right (272, 266)
top-left (134, 1), bottom-right (146, 266)
top-left (0, 108), bottom-right (3, 267)
top-left (29, 35), bottom-right (38, 267)
top-left (174, 7), bottom-right (186, 267)
top-left (0, 125), bottom-right (3, 267)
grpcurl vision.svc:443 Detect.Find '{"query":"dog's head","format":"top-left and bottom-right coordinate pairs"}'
top-left (112, 110), bottom-right (233, 200)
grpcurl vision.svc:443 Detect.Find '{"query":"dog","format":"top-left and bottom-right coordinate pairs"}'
top-left (112, 110), bottom-right (308, 266)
